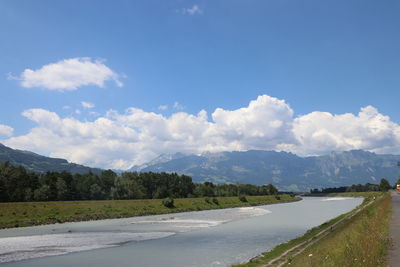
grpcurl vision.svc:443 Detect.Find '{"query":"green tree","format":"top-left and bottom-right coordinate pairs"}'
top-left (111, 176), bottom-right (145, 200)
top-left (24, 188), bottom-right (33, 201)
top-left (56, 177), bottom-right (68, 200)
top-left (34, 185), bottom-right (51, 201)
top-left (265, 184), bottom-right (278, 195)
top-left (40, 172), bottom-right (59, 200)
top-left (194, 182), bottom-right (215, 197)
top-left (100, 170), bottom-right (117, 197)
top-left (90, 184), bottom-right (105, 199)
top-left (153, 185), bottom-right (169, 199)
top-left (379, 178), bottom-right (391, 192)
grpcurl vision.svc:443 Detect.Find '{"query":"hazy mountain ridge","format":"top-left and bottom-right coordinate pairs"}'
top-left (2, 141), bottom-right (400, 191)
top-left (0, 143), bottom-right (102, 174)
top-left (134, 150), bottom-right (400, 191)
top-left (131, 152), bottom-right (188, 172)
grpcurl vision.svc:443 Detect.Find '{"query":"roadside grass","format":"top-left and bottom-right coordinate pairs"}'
top-left (286, 192), bottom-right (390, 267)
top-left (233, 191), bottom-right (387, 267)
top-left (0, 194), bottom-right (300, 229)
top-left (233, 213), bottom-right (350, 267)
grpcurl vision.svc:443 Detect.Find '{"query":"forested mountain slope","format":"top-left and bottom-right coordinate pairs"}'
top-left (0, 143), bottom-right (101, 174)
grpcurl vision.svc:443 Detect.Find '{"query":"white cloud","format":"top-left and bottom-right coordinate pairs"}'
top-left (81, 101), bottom-right (95, 109)
top-left (210, 95), bottom-right (295, 150)
top-left (62, 105), bottom-right (71, 110)
top-left (173, 101), bottom-right (185, 110)
top-left (11, 57), bottom-right (122, 91)
top-left (0, 124), bottom-right (13, 137)
top-left (4, 94), bottom-right (400, 170)
top-left (158, 105), bottom-right (168, 111)
top-left (181, 4), bottom-right (203, 15)
top-left (282, 105), bottom-right (400, 155)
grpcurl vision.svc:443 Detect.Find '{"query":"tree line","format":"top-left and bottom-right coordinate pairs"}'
top-left (0, 162), bottom-right (279, 202)
top-left (310, 178), bottom-right (392, 194)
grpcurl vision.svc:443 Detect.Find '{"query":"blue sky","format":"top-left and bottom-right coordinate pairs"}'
top-left (1, 0), bottom-right (400, 169)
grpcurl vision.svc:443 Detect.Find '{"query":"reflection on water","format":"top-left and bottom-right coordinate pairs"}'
top-left (0, 197), bottom-right (363, 267)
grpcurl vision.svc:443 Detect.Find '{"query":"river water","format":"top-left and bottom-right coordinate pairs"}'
top-left (0, 197), bottom-right (362, 266)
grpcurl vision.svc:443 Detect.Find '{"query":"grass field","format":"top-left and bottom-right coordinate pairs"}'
top-left (0, 194), bottom-right (300, 229)
top-left (285, 192), bottom-right (390, 267)
top-left (234, 192), bottom-right (388, 267)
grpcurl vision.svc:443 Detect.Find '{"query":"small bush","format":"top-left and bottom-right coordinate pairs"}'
top-left (275, 195), bottom-right (281, 200)
top-left (212, 197), bottom-right (219, 205)
top-left (204, 197), bottom-right (212, 204)
top-left (162, 198), bottom-right (175, 208)
top-left (239, 196), bottom-right (248, 202)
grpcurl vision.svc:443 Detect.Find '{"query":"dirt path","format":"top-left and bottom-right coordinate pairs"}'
top-left (387, 190), bottom-right (400, 266)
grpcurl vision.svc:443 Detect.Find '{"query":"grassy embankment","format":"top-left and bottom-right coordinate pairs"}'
top-left (234, 191), bottom-right (390, 267)
top-left (0, 194), bottom-right (300, 229)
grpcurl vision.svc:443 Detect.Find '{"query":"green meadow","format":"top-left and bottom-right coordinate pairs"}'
top-left (0, 194), bottom-right (300, 229)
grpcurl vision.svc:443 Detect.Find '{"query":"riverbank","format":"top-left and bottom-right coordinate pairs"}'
top-left (0, 194), bottom-right (300, 229)
top-left (234, 191), bottom-right (389, 267)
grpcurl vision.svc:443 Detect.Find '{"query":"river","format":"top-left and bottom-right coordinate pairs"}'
top-left (0, 196), bottom-right (362, 266)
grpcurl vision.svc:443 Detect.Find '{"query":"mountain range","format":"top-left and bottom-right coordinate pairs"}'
top-left (2, 142), bottom-right (400, 191)
top-left (132, 150), bottom-right (400, 191)
top-left (0, 143), bottom-right (101, 175)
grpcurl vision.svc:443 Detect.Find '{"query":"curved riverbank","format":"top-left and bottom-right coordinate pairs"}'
top-left (0, 196), bottom-right (362, 267)
top-left (234, 192), bottom-right (388, 267)
top-left (0, 194), bottom-right (300, 229)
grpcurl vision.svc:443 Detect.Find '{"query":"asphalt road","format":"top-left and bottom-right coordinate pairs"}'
top-left (388, 190), bottom-right (400, 266)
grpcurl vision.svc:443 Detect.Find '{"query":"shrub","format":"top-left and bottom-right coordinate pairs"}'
top-left (212, 197), bottom-right (219, 205)
top-left (204, 197), bottom-right (212, 204)
top-left (275, 195), bottom-right (281, 200)
top-left (162, 198), bottom-right (175, 208)
top-left (239, 196), bottom-right (248, 202)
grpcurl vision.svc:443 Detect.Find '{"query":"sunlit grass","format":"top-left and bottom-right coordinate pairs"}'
top-left (234, 191), bottom-right (387, 267)
top-left (286, 192), bottom-right (390, 267)
top-left (0, 194), bottom-right (300, 229)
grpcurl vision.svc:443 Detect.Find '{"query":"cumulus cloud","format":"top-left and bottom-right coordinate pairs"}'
top-left (181, 4), bottom-right (203, 15)
top-left (158, 105), bottom-right (168, 111)
top-left (0, 124), bottom-right (13, 137)
top-left (211, 95), bottom-right (295, 149)
top-left (282, 106), bottom-right (400, 155)
top-left (81, 101), bottom-right (95, 109)
top-left (11, 58), bottom-right (122, 91)
top-left (173, 102), bottom-right (185, 110)
top-left (3, 95), bottom-right (400, 170)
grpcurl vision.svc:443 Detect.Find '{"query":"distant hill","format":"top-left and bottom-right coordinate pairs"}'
top-left (0, 143), bottom-right (102, 174)
top-left (132, 150), bottom-right (400, 191)
top-left (3, 141), bottom-right (399, 191)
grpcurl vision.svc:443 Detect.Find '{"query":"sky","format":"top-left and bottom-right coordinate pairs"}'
top-left (1, 0), bottom-right (400, 170)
